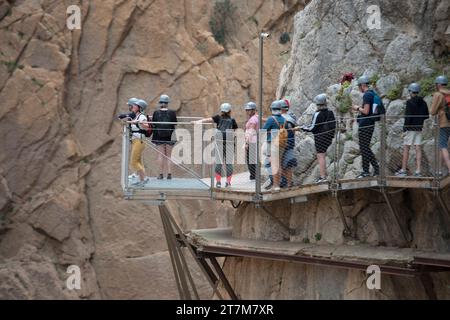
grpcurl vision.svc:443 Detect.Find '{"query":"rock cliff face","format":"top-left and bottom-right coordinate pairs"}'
top-left (223, 0), bottom-right (450, 300)
top-left (278, 0), bottom-right (450, 112)
top-left (0, 0), bottom-right (304, 299)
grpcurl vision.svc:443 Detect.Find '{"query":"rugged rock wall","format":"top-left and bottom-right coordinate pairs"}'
top-left (278, 0), bottom-right (450, 112)
top-left (0, 0), bottom-right (305, 299)
top-left (224, 0), bottom-right (450, 300)
top-left (226, 189), bottom-right (450, 299)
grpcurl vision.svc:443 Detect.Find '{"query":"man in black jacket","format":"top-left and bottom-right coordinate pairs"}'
top-left (395, 83), bottom-right (429, 177)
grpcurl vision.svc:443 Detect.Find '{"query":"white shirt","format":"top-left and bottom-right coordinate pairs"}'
top-left (131, 113), bottom-right (148, 140)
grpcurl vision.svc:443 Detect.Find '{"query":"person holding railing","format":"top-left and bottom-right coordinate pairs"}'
top-left (151, 94), bottom-right (178, 180)
top-left (129, 99), bottom-right (150, 187)
top-left (194, 103), bottom-right (238, 188)
top-left (280, 99), bottom-right (298, 187)
top-left (244, 102), bottom-right (258, 181)
top-left (118, 97), bottom-right (141, 182)
top-left (395, 83), bottom-right (429, 177)
top-left (430, 75), bottom-right (450, 175)
top-left (352, 75), bottom-right (380, 179)
top-left (262, 101), bottom-right (287, 191)
top-left (300, 94), bottom-right (335, 183)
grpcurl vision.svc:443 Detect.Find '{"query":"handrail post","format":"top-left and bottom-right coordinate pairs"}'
top-left (332, 115), bottom-right (340, 189)
top-left (211, 134), bottom-right (215, 197)
top-left (255, 33), bottom-right (265, 203)
top-left (432, 115), bottom-right (440, 190)
top-left (121, 124), bottom-right (130, 192)
top-left (201, 124), bottom-right (205, 178)
top-left (379, 114), bottom-right (387, 186)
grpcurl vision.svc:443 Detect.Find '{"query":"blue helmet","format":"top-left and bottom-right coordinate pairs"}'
top-left (127, 97), bottom-right (139, 106)
top-left (245, 102), bottom-right (257, 110)
top-left (435, 75), bottom-right (448, 85)
top-left (357, 75), bottom-right (370, 85)
top-left (408, 83), bottom-right (421, 93)
top-left (135, 99), bottom-right (148, 111)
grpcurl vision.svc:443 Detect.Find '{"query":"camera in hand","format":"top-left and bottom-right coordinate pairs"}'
top-left (117, 112), bottom-right (136, 120)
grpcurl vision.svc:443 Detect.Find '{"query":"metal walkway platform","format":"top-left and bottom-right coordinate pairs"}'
top-left (187, 228), bottom-right (450, 277)
top-left (124, 174), bottom-right (449, 202)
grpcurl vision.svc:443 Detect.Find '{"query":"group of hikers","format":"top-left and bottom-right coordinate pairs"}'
top-left (120, 74), bottom-right (450, 191)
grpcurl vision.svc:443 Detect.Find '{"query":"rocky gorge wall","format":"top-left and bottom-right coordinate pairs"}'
top-left (223, 0), bottom-right (450, 300)
top-left (0, 0), bottom-right (306, 299)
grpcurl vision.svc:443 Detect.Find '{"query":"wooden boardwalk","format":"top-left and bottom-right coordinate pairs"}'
top-left (124, 173), bottom-right (449, 202)
top-left (187, 228), bottom-right (450, 276)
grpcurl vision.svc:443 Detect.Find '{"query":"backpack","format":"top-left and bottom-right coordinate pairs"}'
top-left (444, 94), bottom-right (450, 121)
top-left (133, 114), bottom-right (152, 137)
top-left (154, 110), bottom-right (175, 139)
top-left (368, 90), bottom-right (386, 121)
top-left (272, 116), bottom-right (288, 150)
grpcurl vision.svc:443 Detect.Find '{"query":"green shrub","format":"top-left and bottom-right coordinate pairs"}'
top-left (248, 15), bottom-right (258, 26)
top-left (1, 60), bottom-right (18, 73)
top-left (302, 237), bottom-right (310, 244)
top-left (314, 233), bottom-right (322, 242)
top-left (386, 84), bottom-right (403, 100)
top-left (336, 92), bottom-right (352, 114)
top-left (209, 0), bottom-right (236, 45)
top-left (370, 74), bottom-right (380, 87)
top-left (279, 32), bottom-right (290, 44)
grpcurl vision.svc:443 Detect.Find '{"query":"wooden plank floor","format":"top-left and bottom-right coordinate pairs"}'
top-left (187, 228), bottom-right (450, 271)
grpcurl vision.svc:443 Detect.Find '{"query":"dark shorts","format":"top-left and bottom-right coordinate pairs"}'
top-left (282, 148), bottom-right (297, 169)
top-left (439, 127), bottom-right (450, 149)
top-left (152, 139), bottom-right (176, 146)
top-left (315, 135), bottom-right (332, 154)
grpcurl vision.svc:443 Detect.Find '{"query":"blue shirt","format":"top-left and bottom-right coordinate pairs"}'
top-left (263, 115), bottom-right (286, 142)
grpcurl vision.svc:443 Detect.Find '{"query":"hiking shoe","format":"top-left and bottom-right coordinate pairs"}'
top-left (128, 173), bottom-right (138, 180)
top-left (157, 174), bottom-right (164, 180)
top-left (395, 169), bottom-right (407, 177)
top-left (356, 172), bottom-right (370, 179)
top-left (263, 179), bottom-right (273, 190)
top-left (249, 175), bottom-right (256, 181)
top-left (315, 177), bottom-right (328, 183)
top-left (167, 174), bottom-right (172, 180)
top-left (413, 171), bottom-right (422, 177)
top-left (225, 182), bottom-right (231, 188)
top-left (216, 181), bottom-right (222, 188)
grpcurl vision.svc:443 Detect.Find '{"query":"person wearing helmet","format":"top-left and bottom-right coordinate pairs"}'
top-left (151, 94), bottom-right (178, 180)
top-left (395, 83), bottom-right (429, 177)
top-left (430, 75), bottom-right (450, 174)
top-left (300, 94), bottom-right (336, 183)
top-left (262, 100), bottom-right (287, 191)
top-left (352, 75), bottom-right (380, 179)
top-left (129, 99), bottom-right (150, 187)
top-left (279, 99), bottom-right (298, 187)
top-left (244, 102), bottom-right (258, 180)
top-left (118, 97), bottom-right (139, 120)
top-left (195, 103), bottom-right (238, 188)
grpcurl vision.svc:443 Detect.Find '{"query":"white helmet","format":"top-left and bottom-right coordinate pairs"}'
top-left (245, 102), bottom-right (257, 110)
top-left (220, 103), bottom-right (232, 113)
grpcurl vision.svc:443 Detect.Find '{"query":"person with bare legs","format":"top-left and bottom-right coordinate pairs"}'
top-left (395, 83), bottom-right (429, 177)
top-left (430, 76), bottom-right (450, 176)
top-left (300, 94), bottom-right (336, 183)
top-left (151, 94), bottom-right (178, 180)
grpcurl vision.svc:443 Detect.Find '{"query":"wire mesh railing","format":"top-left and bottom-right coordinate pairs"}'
top-left (122, 121), bottom-right (215, 193)
top-left (120, 113), bottom-right (446, 200)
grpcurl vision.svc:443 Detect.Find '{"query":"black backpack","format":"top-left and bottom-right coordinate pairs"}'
top-left (132, 114), bottom-right (152, 137)
top-left (154, 110), bottom-right (175, 139)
